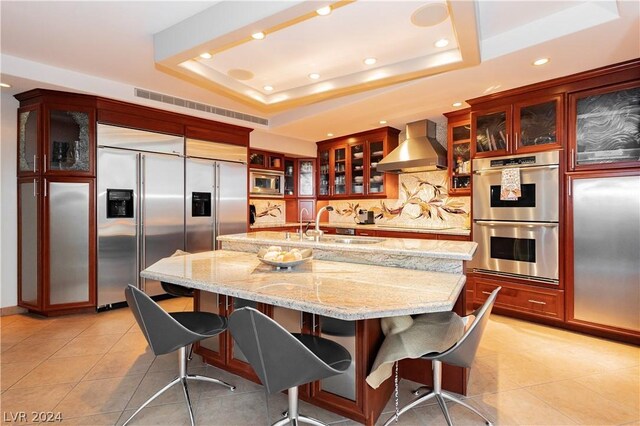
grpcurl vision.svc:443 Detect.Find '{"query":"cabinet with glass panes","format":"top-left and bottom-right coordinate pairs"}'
top-left (316, 127), bottom-right (399, 200)
top-left (444, 109), bottom-right (471, 196)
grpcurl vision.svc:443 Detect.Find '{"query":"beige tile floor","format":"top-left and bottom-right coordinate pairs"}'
top-left (1, 297), bottom-right (638, 425)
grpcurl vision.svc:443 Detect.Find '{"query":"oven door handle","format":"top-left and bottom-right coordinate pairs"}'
top-left (474, 164), bottom-right (559, 174)
top-left (475, 220), bottom-right (558, 228)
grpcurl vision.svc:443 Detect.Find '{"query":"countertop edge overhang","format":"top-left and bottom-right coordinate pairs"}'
top-left (141, 250), bottom-right (466, 321)
top-left (218, 231), bottom-right (477, 261)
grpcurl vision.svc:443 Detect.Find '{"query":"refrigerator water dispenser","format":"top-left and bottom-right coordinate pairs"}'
top-left (192, 192), bottom-right (212, 217)
top-left (106, 189), bottom-right (134, 218)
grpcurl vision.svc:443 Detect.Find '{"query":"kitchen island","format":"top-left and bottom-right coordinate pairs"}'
top-left (141, 233), bottom-right (476, 425)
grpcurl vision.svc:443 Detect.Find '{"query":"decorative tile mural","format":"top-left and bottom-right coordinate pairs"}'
top-left (251, 199), bottom-right (286, 225)
top-left (328, 171), bottom-right (470, 229)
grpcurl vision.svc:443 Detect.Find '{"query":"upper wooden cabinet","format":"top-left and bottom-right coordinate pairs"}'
top-left (317, 127), bottom-right (400, 200)
top-left (249, 149), bottom-right (284, 170)
top-left (17, 91), bottom-right (97, 177)
top-left (471, 94), bottom-right (563, 158)
top-left (568, 80), bottom-right (640, 171)
top-left (444, 108), bottom-right (471, 196)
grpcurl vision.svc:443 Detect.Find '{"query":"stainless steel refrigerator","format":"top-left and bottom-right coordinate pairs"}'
top-left (571, 174), bottom-right (640, 332)
top-left (97, 124), bottom-right (185, 308)
top-left (185, 138), bottom-right (248, 253)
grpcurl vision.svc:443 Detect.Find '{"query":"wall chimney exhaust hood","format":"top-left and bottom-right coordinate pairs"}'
top-left (376, 120), bottom-right (447, 173)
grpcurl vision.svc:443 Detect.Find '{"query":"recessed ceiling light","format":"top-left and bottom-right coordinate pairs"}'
top-left (533, 57), bottom-right (550, 66)
top-left (263, 85), bottom-right (274, 91)
top-left (379, 120), bottom-right (387, 124)
top-left (199, 52), bottom-right (212, 59)
top-left (434, 38), bottom-right (449, 48)
top-left (316, 6), bottom-right (332, 16)
top-left (0, 83), bottom-right (11, 88)
top-left (363, 57), bottom-right (377, 66)
top-left (309, 73), bottom-right (320, 80)
top-left (327, 133), bottom-right (334, 137)
top-left (452, 101), bottom-right (463, 107)
top-left (252, 32), bottom-right (265, 40)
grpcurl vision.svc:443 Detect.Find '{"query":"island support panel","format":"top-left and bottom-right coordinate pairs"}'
top-left (194, 289), bottom-right (468, 425)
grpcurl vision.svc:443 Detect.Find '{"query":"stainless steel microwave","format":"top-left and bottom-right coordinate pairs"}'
top-left (250, 169), bottom-right (284, 198)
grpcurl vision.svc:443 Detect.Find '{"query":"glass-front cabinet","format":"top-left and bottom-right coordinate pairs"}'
top-left (472, 95), bottom-right (563, 158)
top-left (18, 106), bottom-right (40, 176)
top-left (445, 109), bottom-right (471, 195)
top-left (569, 82), bottom-right (640, 170)
top-left (472, 107), bottom-right (510, 157)
top-left (318, 149), bottom-right (330, 196)
top-left (349, 141), bottom-right (365, 196)
top-left (284, 158), bottom-right (296, 197)
top-left (317, 127), bottom-right (400, 200)
top-left (298, 159), bottom-right (315, 197)
top-left (368, 140), bottom-right (386, 195)
top-left (513, 95), bottom-right (563, 153)
top-left (15, 90), bottom-right (97, 314)
top-left (46, 107), bottom-right (94, 175)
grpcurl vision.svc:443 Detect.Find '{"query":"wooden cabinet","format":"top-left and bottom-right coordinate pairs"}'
top-left (444, 109), bottom-right (471, 195)
top-left (471, 94), bottom-right (563, 158)
top-left (15, 90), bottom-right (97, 315)
top-left (473, 275), bottom-right (564, 321)
top-left (567, 80), bottom-right (640, 171)
top-left (249, 149), bottom-right (284, 170)
top-left (284, 157), bottom-right (296, 197)
top-left (298, 158), bottom-right (316, 197)
top-left (351, 228), bottom-right (470, 241)
top-left (317, 127), bottom-right (400, 199)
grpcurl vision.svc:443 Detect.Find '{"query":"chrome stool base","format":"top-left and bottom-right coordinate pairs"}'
top-left (272, 386), bottom-right (326, 426)
top-left (122, 346), bottom-right (234, 426)
top-left (384, 360), bottom-right (492, 426)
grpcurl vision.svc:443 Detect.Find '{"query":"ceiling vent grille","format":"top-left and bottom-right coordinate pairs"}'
top-left (134, 88), bottom-right (268, 126)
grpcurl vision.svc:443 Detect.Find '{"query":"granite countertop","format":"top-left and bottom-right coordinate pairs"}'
top-left (249, 222), bottom-right (471, 236)
top-left (219, 231), bottom-right (476, 261)
top-left (141, 250), bottom-right (465, 320)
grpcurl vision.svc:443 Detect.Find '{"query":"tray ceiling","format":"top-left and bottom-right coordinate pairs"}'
top-left (155, 1), bottom-right (479, 112)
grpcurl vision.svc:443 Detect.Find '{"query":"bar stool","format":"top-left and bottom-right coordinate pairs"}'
top-left (161, 281), bottom-right (195, 360)
top-left (229, 307), bottom-right (352, 426)
top-left (383, 287), bottom-right (501, 426)
top-left (124, 285), bottom-right (235, 426)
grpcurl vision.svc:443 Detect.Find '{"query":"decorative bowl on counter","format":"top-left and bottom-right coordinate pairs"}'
top-left (257, 247), bottom-right (313, 270)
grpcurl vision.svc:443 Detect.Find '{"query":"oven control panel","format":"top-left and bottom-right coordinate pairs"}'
top-left (489, 156), bottom-right (536, 168)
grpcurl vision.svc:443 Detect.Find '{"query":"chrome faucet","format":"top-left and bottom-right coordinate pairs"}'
top-left (299, 207), bottom-right (310, 239)
top-left (307, 206), bottom-right (334, 241)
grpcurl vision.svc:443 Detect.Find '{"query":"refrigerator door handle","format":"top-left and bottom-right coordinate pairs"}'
top-left (140, 153), bottom-right (146, 292)
top-left (135, 153), bottom-right (141, 290)
top-left (215, 163), bottom-right (220, 249)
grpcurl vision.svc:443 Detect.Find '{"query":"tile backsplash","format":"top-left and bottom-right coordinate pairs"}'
top-left (328, 170), bottom-right (470, 229)
top-left (251, 199), bottom-right (285, 225)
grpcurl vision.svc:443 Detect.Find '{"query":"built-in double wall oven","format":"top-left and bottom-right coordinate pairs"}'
top-left (470, 151), bottom-right (560, 283)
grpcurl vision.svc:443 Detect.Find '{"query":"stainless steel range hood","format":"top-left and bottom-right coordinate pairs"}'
top-left (376, 120), bottom-right (447, 173)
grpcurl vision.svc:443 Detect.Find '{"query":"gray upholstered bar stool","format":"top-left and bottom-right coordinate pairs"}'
top-left (124, 285), bottom-right (235, 426)
top-left (383, 287), bottom-right (501, 426)
top-left (229, 307), bottom-right (352, 426)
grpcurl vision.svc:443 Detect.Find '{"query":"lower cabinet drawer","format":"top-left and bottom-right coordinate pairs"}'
top-left (475, 280), bottom-right (564, 320)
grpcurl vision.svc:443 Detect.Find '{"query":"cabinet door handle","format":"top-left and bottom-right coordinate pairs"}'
top-left (515, 133), bottom-right (519, 148)
top-left (570, 149), bottom-right (575, 169)
top-left (44, 154), bottom-right (47, 173)
top-left (44, 179), bottom-right (47, 197)
top-left (33, 155), bottom-right (37, 173)
top-left (481, 291), bottom-right (492, 296)
top-left (33, 179), bottom-right (37, 197)
top-left (505, 134), bottom-right (509, 151)
top-left (528, 299), bottom-right (547, 305)
top-left (360, 232), bottom-right (370, 236)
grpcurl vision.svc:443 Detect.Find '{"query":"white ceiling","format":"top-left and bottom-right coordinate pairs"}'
top-left (1, 1), bottom-right (639, 144)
